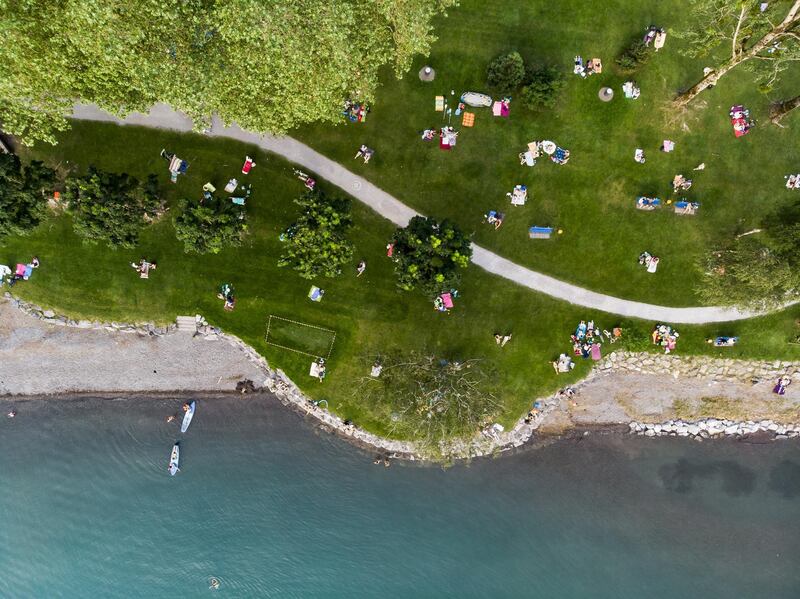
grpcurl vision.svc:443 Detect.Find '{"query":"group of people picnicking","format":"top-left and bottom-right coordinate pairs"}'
top-left (553, 320), bottom-right (622, 374)
top-left (652, 324), bottom-right (679, 354)
top-left (0, 257), bottom-right (39, 287)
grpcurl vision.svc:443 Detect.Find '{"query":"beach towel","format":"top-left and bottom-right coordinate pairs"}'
top-left (23, 265), bottom-right (33, 279)
top-left (168, 156), bottom-right (183, 173)
top-left (523, 151), bottom-right (535, 166)
top-left (439, 137), bottom-right (451, 150)
top-left (15, 263), bottom-right (26, 277)
top-left (492, 101), bottom-right (502, 116)
top-left (589, 58), bottom-right (602, 73)
top-left (654, 30), bottom-right (666, 50)
top-left (440, 292), bottom-right (454, 309)
top-left (662, 140), bottom-right (675, 152)
top-left (435, 96), bottom-right (445, 112)
top-left (308, 286), bottom-right (324, 302)
top-left (591, 344), bottom-right (602, 360)
top-left (462, 112), bottom-right (475, 127)
top-left (647, 257), bottom-right (659, 273)
top-left (528, 226), bottom-right (553, 239)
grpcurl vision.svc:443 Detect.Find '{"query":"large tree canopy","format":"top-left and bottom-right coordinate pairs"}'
top-left (0, 0), bottom-right (454, 145)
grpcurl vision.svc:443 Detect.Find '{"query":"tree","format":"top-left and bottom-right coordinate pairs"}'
top-left (520, 66), bottom-right (565, 109)
top-left (64, 167), bottom-right (161, 249)
top-left (0, 0), bottom-right (456, 146)
top-left (486, 51), bottom-right (526, 94)
top-left (390, 216), bottom-right (471, 295)
top-left (353, 352), bottom-right (500, 453)
top-left (278, 190), bottom-right (354, 278)
top-left (673, 0), bottom-right (800, 107)
top-left (615, 39), bottom-right (652, 73)
top-left (174, 198), bottom-right (247, 254)
top-left (698, 200), bottom-right (800, 309)
top-left (0, 154), bottom-right (55, 239)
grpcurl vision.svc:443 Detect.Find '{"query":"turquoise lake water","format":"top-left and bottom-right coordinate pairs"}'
top-left (1, 396), bottom-right (799, 598)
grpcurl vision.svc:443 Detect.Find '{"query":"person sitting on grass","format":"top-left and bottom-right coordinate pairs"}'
top-left (354, 145), bottom-right (374, 163)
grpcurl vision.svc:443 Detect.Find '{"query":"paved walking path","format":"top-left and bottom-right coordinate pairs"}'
top-left (71, 103), bottom-right (767, 324)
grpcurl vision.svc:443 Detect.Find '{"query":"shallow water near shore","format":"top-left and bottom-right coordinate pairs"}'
top-left (1, 395), bottom-right (799, 598)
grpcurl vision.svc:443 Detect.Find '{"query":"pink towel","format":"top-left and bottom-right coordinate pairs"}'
top-left (15, 263), bottom-right (26, 277)
top-left (441, 293), bottom-right (454, 308)
top-left (591, 344), bottom-right (602, 360)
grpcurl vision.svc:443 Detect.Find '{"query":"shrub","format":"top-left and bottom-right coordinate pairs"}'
top-left (0, 154), bottom-right (55, 239)
top-left (616, 39), bottom-right (651, 73)
top-left (174, 198), bottom-right (247, 254)
top-left (278, 189), bottom-right (354, 279)
top-left (486, 51), bottom-right (526, 94)
top-left (390, 216), bottom-right (471, 296)
top-left (521, 66), bottom-right (565, 109)
top-left (65, 167), bottom-right (161, 249)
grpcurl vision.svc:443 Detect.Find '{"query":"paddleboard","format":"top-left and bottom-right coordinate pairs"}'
top-left (181, 401), bottom-right (196, 433)
top-left (169, 442), bottom-right (180, 476)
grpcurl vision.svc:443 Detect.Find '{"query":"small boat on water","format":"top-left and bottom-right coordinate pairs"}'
top-left (169, 442), bottom-right (180, 476)
top-left (181, 401), bottom-right (196, 433)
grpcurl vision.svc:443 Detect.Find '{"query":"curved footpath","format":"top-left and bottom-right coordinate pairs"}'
top-left (71, 102), bottom-right (762, 324)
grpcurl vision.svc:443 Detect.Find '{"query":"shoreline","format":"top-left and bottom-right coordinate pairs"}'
top-left (1, 294), bottom-right (799, 461)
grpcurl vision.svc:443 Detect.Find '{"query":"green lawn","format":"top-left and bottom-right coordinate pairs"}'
top-left (292, 0), bottom-right (800, 306)
top-left (1, 121), bottom-right (798, 442)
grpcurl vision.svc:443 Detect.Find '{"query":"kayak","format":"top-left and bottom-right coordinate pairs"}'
top-left (180, 401), bottom-right (196, 433)
top-left (169, 442), bottom-right (180, 476)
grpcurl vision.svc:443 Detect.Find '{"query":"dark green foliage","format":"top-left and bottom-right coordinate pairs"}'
top-left (0, 153), bottom-right (55, 239)
top-left (615, 39), bottom-right (651, 73)
top-left (521, 66), bottom-right (565, 109)
top-left (64, 167), bottom-right (160, 248)
top-left (174, 197), bottom-right (247, 254)
top-left (698, 200), bottom-right (800, 309)
top-left (278, 189), bottom-right (354, 278)
top-left (390, 216), bottom-right (471, 295)
top-left (486, 51), bottom-right (526, 94)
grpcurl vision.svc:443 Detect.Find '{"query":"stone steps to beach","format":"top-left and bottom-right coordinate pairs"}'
top-left (175, 315), bottom-right (197, 333)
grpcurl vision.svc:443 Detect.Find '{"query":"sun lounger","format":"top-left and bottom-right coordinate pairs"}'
top-left (435, 96), bottom-right (445, 111)
top-left (528, 226), bottom-right (553, 239)
top-left (462, 112), bottom-right (475, 127)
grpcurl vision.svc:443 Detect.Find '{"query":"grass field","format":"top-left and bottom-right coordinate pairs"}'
top-left (2, 120), bottom-right (798, 441)
top-left (265, 315), bottom-right (336, 359)
top-left (292, 0), bottom-right (800, 307)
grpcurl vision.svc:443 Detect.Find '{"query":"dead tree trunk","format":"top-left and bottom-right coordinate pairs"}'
top-left (769, 94), bottom-right (800, 126)
top-left (674, 0), bottom-right (800, 107)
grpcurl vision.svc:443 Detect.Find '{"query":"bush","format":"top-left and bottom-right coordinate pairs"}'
top-left (486, 51), bottom-right (526, 94)
top-left (0, 154), bottom-right (55, 239)
top-left (616, 39), bottom-right (651, 73)
top-left (390, 216), bottom-right (471, 296)
top-left (174, 198), bottom-right (247, 254)
top-left (65, 167), bottom-right (161, 249)
top-left (278, 189), bottom-right (354, 279)
top-left (521, 66), bottom-right (565, 109)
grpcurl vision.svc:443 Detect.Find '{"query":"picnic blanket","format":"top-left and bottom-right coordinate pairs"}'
top-left (462, 112), bottom-right (475, 127)
top-left (440, 292), bottom-right (454, 309)
top-left (674, 201), bottom-right (699, 215)
top-left (435, 96), bottom-right (445, 111)
top-left (492, 101), bottom-right (509, 117)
